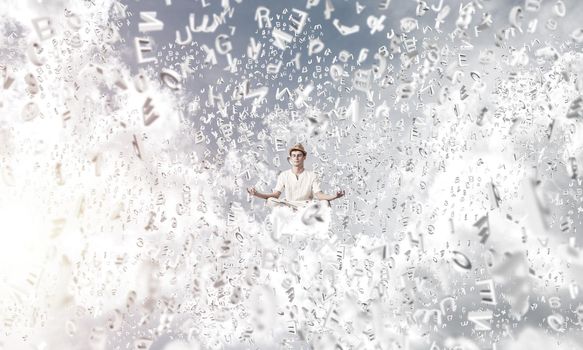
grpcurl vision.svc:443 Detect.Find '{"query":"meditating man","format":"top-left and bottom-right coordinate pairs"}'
top-left (247, 143), bottom-right (345, 210)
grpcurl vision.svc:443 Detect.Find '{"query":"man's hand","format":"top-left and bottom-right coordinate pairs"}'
top-left (247, 187), bottom-right (258, 196)
top-left (335, 190), bottom-right (345, 199)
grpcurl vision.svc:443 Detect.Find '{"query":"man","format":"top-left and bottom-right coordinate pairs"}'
top-left (247, 143), bottom-right (345, 209)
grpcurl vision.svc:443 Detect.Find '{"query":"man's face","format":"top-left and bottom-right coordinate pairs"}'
top-left (289, 151), bottom-right (305, 166)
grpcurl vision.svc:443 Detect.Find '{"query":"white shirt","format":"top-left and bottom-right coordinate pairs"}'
top-left (273, 169), bottom-right (322, 201)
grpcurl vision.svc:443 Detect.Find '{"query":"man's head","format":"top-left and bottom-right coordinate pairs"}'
top-left (288, 143), bottom-right (307, 157)
top-left (288, 143), bottom-right (306, 167)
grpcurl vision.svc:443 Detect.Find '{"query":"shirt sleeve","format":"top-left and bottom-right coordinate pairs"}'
top-left (273, 172), bottom-right (285, 193)
top-left (312, 173), bottom-right (322, 194)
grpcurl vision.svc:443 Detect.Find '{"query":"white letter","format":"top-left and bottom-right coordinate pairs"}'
top-left (139, 12), bottom-right (164, 32)
top-left (160, 68), bottom-right (182, 90)
top-left (32, 17), bottom-right (55, 41)
top-left (308, 38), bottom-right (324, 56)
top-left (255, 7), bottom-right (271, 28)
top-left (135, 37), bottom-right (157, 64)
top-left (215, 34), bottom-right (232, 55)
top-left (272, 29), bottom-right (293, 50)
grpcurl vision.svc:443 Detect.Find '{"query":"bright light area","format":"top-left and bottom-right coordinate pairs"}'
top-left (0, 203), bottom-right (48, 297)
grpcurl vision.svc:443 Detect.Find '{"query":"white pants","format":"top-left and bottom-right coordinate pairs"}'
top-left (266, 198), bottom-right (330, 209)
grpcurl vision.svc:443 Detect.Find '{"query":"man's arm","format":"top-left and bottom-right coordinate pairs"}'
top-left (315, 190), bottom-right (345, 201)
top-left (247, 187), bottom-right (281, 200)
